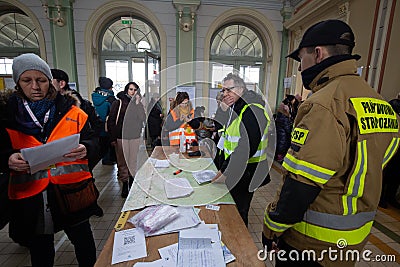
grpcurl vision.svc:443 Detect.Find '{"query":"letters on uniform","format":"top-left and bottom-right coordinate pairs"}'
top-left (350, 98), bottom-right (399, 134)
top-left (291, 128), bottom-right (309, 145)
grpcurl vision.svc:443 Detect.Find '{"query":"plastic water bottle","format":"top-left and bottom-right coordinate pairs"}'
top-left (179, 133), bottom-right (186, 153)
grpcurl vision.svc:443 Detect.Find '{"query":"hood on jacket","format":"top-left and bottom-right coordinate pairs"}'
top-left (92, 90), bottom-right (111, 106)
top-left (116, 91), bottom-right (132, 101)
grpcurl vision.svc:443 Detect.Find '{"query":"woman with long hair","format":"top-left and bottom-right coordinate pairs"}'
top-left (107, 82), bottom-right (146, 198)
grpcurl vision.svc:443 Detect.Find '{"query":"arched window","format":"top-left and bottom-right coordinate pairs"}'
top-left (0, 11), bottom-right (40, 75)
top-left (99, 17), bottom-right (160, 93)
top-left (210, 24), bottom-right (264, 91)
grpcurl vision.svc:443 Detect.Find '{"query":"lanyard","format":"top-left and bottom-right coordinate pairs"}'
top-left (222, 103), bottom-right (234, 136)
top-left (23, 99), bottom-right (50, 132)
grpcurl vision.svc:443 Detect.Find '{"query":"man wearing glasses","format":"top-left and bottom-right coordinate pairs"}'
top-left (212, 73), bottom-right (270, 226)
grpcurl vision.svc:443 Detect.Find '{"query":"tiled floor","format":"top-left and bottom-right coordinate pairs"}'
top-left (0, 148), bottom-right (399, 266)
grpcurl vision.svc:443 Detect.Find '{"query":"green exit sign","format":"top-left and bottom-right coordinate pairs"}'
top-left (121, 17), bottom-right (132, 25)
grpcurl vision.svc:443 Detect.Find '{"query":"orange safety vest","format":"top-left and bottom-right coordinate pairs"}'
top-left (6, 106), bottom-right (92, 200)
top-left (168, 109), bottom-right (197, 146)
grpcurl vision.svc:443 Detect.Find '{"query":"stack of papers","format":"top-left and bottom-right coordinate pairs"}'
top-left (164, 178), bottom-right (194, 199)
top-left (192, 170), bottom-right (216, 184)
top-left (177, 225), bottom-right (226, 267)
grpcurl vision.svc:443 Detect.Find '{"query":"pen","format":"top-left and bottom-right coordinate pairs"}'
top-left (173, 169), bottom-right (183, 175)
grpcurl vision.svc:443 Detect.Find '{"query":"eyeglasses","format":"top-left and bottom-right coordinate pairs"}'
top-left (180, 102), bottom-right (189, 106)
top-left (220, 86), bottom-right (236, 93)
top-left (129, 88), bottom-right (138, 91)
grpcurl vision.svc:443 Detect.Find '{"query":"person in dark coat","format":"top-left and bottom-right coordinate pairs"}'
top-left (212, 73), bottom-right (270, 226)
top-left (91, 76), bottom-right (116, 165)
top-left (274, 95), bottom-right (296, 163)
top-left (147, 93), bottom-right (163, 148)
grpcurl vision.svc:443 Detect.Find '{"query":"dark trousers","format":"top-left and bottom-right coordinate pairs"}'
top-left (29, 220), bottom-right (96, 267)
top-left (229, 170), bottom-right (254, 226)
top-left (99, 135), bottom-right (116, 163)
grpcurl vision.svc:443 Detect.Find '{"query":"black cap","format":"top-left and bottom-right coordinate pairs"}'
top-left (51, 68), bottom-right (69, 83)
top-left (287, 20), bottom-right (355, 62)
top-left (99, 77), bottom-right (113, 89)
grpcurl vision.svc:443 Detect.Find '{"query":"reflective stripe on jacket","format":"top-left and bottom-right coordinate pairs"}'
top-left (223, 103), bottom-right (269, 163)
top-left (6, 106), bottom-right (92, 200)
top-left (168, 109), bottom-right (197, 146)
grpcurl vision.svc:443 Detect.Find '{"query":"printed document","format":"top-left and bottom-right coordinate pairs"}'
top-left (111, 228), bottom-right (147, 264)
top-left (177, 237), bottom-right (214, 267)
top-left (21, 133), bottom-right (80, 174)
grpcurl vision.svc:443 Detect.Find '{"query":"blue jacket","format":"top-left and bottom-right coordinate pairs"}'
top-left (91, 88), bottom-right (115, 136)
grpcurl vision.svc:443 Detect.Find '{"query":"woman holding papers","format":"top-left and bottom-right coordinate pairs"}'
top-left (107, 82), bottom-right (146, 198)
top-left (0, 53), bottom-right (100, 267)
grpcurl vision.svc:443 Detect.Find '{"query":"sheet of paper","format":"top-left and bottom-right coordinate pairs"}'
top-left (221, 241), bottom-right (236, 264)
top-left (158, 243), bottom-right (178, 265)
top-left (179, 225), bottom-right (220, 243)
top-left (111, 228), bottom-right (147, 264)
top-left (21, 133), bottom-right (80, 174)
top-left (192, 170), bottom-right (216, 184)
top-left (155, 159), bottom-right (170, 168)
top-left (177, 237), bottom-right (214, 267)
top-left (133, 258), bottom-right (174, 267)
top-left (164, 178), bottom-right (194, 199)
top-left (148, 207), bottom-right (201, 236)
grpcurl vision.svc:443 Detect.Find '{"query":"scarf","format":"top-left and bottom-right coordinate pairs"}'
top-left (14, 96), bottom-right (56, 141)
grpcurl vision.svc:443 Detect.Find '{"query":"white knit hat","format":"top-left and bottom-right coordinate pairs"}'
top-left (12, 53), bottom-right (53, 84)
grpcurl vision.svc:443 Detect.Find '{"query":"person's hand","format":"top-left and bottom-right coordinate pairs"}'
top-left (135, 94), bottom-right (141, 105)
top-left (64, 144), bottom-right (87, 159)
top-left (211, 171), bottom-right (226, 183)
top-left (223, 95), bottom-right (236, 108)
top-left (8, 153), bottom-right (30, 172)
top-left (262, 233), bottom-right (279, 252)
top-left (183, 115), bottom-right (192, 123)
top-left (220, 95), bottom-right (235, 111)
top-left (180, 114), bottom-right (186, 121)
top-left (111, 141), bottom-right (117, 147)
